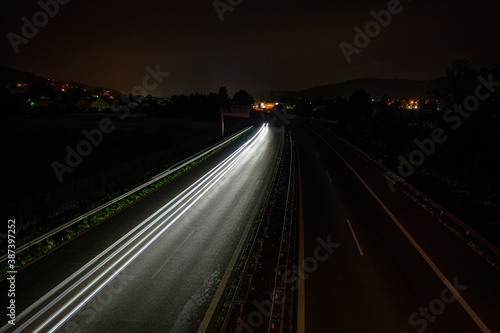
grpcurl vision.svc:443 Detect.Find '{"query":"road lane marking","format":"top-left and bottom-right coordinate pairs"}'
top-left (296, 148), bottom-right (306, 333)
top-left (26, 143), bottom-right (253, 331)
top-left (6, 127), bottom-right (268, 333)
top-left (151, 230), bottom-right (195, 279)
top-left (43, 130), bottom-right (268, 333)
top-left (347, 219), bottom-right (364, 256)
top-left (311, 127), bottom-right (492, 333)
top-left (13, 128), bottom-right (269, 333)
top-left (326, 171), bottom-right (332, 183)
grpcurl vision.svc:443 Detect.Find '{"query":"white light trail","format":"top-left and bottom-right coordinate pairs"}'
top-left (13, 126), bottom-right (269, 333)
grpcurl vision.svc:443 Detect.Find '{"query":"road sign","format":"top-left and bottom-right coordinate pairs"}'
top-left (220, 105), bottom-right (250, 118)
top-left (220, 105), bottom-right (250, 137)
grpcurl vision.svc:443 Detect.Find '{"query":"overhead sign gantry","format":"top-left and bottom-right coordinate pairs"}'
top-left (220, 105), bottom-right (250, 137)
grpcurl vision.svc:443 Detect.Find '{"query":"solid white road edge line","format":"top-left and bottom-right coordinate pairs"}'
top-left (10, 127), bottom-right (267, 333)
top-left (38, 128), bottom-right (268, 333)
top-left (314, 129), bottom-right (491, 333)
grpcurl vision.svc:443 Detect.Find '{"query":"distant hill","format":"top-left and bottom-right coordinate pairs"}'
top-left (0, 66), bottom-right (46, 86)
top-left (254, 78), bottom-right (436, 102)
top-left (2, 65), bottom-right (435, 101)
top-left (0, 66), bottom-right (121, 95)
top-left (297, 78), bottom-right (435, 100)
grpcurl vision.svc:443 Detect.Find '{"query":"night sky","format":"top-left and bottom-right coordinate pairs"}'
top-left (1, 0), bottom-right (499, 96)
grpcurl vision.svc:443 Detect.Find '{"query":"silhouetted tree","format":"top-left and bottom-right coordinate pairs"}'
top-left (217, 86), bottom-right (230, 107)
top-left (430, 59), bottom-right (478, 108)
top-left (348, 89), bottom-right (372, 120)
top-left (232, 90), bottom-right (254, 106)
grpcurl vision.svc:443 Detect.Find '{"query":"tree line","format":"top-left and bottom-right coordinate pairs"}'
top-left (294, 60), bottom-right (500, 237)
top-left (0, 83), bottom-right (255, 122)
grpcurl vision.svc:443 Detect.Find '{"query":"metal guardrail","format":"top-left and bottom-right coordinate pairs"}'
top-left (0, 125), bottom-right (254, 263)
top-left (388, 171), bottom-right (500, 258)
top-left (314, 121), bottom-right (500, 258)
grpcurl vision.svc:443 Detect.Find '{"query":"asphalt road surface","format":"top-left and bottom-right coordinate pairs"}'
top-left (294, 119), bottom-right (500, 333)
top-left (1, 124), bottom-right (281, 333)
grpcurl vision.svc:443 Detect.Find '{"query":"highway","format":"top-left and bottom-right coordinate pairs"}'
top-left (293, 119), bottom-right (500, 333)
top-left (0, 124), bottom-right (281, 333)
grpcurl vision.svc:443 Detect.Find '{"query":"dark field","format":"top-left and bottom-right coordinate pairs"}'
top-left (1, 113), bottom-right (252, 236)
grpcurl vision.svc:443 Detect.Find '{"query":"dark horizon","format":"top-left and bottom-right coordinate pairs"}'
top-left (1, 63), bottom-right (456, 99)
top-left (1, 0), bottom-right (499, 96)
